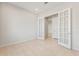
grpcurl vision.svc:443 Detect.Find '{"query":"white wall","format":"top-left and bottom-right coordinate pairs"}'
top-left (0, 3), bottom-right (37, 47)
top-left (39, 2), bottom-right (79, 51)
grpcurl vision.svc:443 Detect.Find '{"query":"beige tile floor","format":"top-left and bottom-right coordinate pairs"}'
top-left (0, 38), bottom-right (79, 56)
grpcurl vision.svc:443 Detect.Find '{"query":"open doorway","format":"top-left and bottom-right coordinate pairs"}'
top-left (45, 13), bottom-right (59, 40)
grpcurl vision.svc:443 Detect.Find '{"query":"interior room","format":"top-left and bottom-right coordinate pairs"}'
top-left (45, 14), bottom-right (59, 39)
top-left (0, 2), bottom-right (79, 56)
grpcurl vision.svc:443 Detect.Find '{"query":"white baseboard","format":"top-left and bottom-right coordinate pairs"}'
top-left (0, 39), bottom-right (33, 48)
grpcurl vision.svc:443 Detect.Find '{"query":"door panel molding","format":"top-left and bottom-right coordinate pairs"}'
top-left (58, 8), bottom-right (72, 49)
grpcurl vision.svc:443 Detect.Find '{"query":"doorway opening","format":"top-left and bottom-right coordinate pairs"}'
top-left (45, 13), bottom-right (59, 40)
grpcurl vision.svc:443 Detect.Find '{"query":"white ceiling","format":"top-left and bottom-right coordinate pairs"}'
top-left (9, 2), bottom-right (63, 14)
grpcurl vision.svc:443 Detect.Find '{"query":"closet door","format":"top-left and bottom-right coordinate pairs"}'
top-left (58, 8), bottom-right (72, 49)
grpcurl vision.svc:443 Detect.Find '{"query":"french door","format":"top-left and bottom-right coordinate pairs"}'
top-left (37, 17), bottom-right (45, 40)
top-left (58, 8), bottom-right (72, 49)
